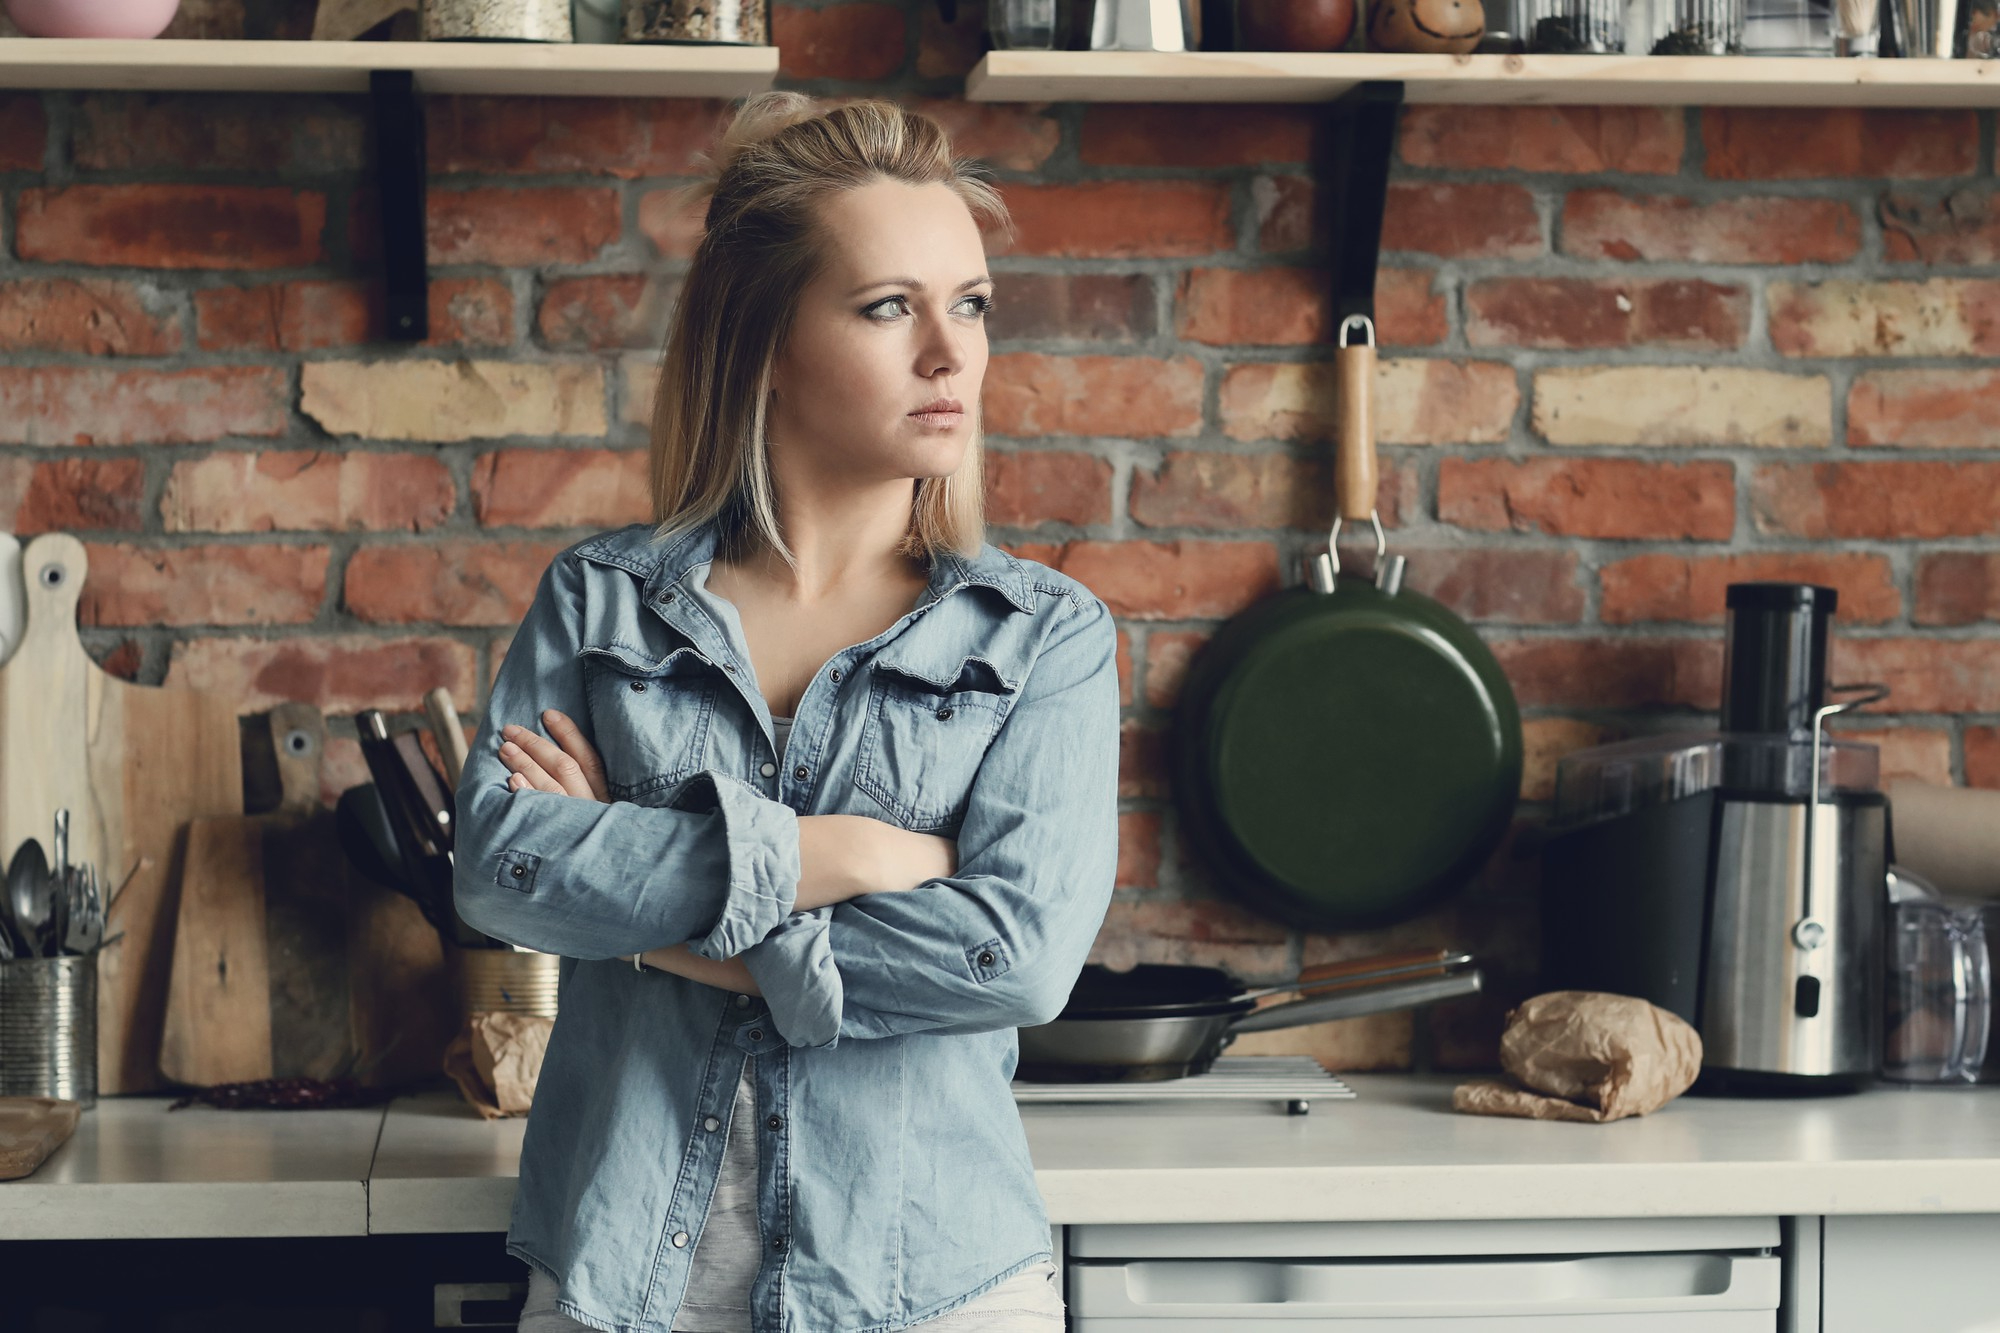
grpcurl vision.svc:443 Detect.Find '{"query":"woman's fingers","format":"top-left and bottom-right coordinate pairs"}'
top-left (542, 709), bottom-right (609, 802)
top-left (499, 724), bottom-right (594, 799)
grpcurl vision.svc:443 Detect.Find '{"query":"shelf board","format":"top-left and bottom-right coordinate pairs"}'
top-left (0, 37), bottom-right (778, 97)
top-left (966, 49), bottom-right (2000, 106)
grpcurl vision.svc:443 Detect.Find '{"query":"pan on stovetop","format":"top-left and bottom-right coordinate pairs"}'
top-left (1016, 949), bottom-right (1480, 1082)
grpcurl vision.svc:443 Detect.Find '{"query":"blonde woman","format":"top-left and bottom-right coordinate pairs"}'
top-left (452, 92), bottom-right (1121, 1333)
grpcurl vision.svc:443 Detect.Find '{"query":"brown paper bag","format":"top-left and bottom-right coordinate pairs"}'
top-left (443, 1011), bottom-right (553, 1120)
top-left (1453, 990), bottom-right (1701, 1123)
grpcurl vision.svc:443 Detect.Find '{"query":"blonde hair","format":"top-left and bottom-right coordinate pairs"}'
top-left (647, 92), bottom-right (1014, 570)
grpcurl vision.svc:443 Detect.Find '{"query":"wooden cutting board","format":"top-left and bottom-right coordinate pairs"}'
top-left (0, 533), bottom-right (244, 1094)
top-left (0, 1096), bottom-right (82, 1181)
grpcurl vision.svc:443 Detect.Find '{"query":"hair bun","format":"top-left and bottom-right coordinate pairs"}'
top-left (684, 91), bottom-right (828, 203)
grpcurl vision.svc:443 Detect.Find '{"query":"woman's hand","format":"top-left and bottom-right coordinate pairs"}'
top-left (498, 709), bottom-right (607, 801)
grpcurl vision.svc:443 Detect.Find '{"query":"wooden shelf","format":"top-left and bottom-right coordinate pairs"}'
top-left (0, 37), bottom-right (777, 97)
top-left (966, 49), bottom-right (2000, 106)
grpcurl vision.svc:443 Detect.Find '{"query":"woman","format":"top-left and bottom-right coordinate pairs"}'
top-left (451, 91), bottom-right (1122, 1333)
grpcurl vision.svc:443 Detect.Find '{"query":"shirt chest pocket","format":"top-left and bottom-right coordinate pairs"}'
top-left (855, 657), bottom-right (1019, 833)
top-left (578, 643), bottom-right (719, 804)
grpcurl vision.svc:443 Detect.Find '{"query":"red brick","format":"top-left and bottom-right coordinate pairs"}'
top-left (423, 187), bottom-right (621, 266)
top-left (1142, 627), bottom-right (1208, 710)
top-left (1882, 189), bottom-right (2000, 263)
top-left (1769, 278), bottom-right (2000, 357)
top-left (983, 450), bottom-right (1113, 528)
top-left (986, 273), bottom-right (1154, 343)
top-left (166, 635), bottom-right (480, 715)
top-left (0, 457), bottom-right (147, 534)
top-left (635, 187), bottom-right (707, 263)
top-left (164, 451), bottom-right (455, 533)
top-left (1850, 369), bottom-right (2000, 447)
top-left (1401, 548), bottom-right (1584, 624)
top-left (1854, 725), bottom-right (1953, 787)
top-left (1438, 457), bottom-right (1735, 541)
top-left (425, 97), bottom-right (727, 178)
top-left (1114, 626), bottom-right (1133, 706)
top-left (773, 3), bottom-right (907, 80)
top-left (1119, 718), bottom-right (1167, 799)
top-left (1562, 191), bottom-right (1861, 264)
top-left (80, 542), bottom-right (329, 627)
top-left (195, 277), bottom-right (512, 351)
top-left (1399, 105), bottom-right (1684, 174)
top-left (916, 0), bottom-right (986, 78)
top-left (1115, 810), bottom-right (1163, 890)
top-left (94, 639), bottom-right (144, 683)
top-left (471, 449), bottom-right (651, 528)
top-left (1177, 268), bottom-right (1330, 346)
top-left (1220, 359), bottom-right (1517, 446)
top-left (1600, 552), bottom-right (1899, 625)
top-left (1129, 451), bottom-right (1416, 531)
top-left (538, 274), bottom-right (673, 350)
top-left (984, 354), bottom-right (1204, 438)
top-left (1466, 277), bottom-right (1748, 350)
top-left (344, 540), bottom-right (566, 626)
top-left (1079, 104), bottom-right (1311, 167)
top-left (1704, 108), bottom-right (1977, 180)
top-left (1915, 553), bottom-right (2000, 626)
top-left (0, 94), bottom-right (45, 172)
top-left (904, 99), bottom-right (1061, 173)
top-left (1088, 896), bottom-right (1291, 976)
top-left (0, 366), bottom-right (287, 446)
top-left (0, 278), bottom-right (182, 355)
top-left (71, 93), bottom-right (363, 174)
top-left (16, 185), bottom-right (325, 269)
top-left (1039, 539), bottom-right (1282, 620)
top-left (1384, 183), bottom-right (1542, 259)
top-left (996, 182), bottom-right (1233, 259)
top-left (1967, 727), bottom-right (2000, 788)
top-left (1489, 637), bottom-right (1720, 710)
top-left (1752, 462), bottom-right (2000, 539)
top-left (1833, 638), bottom-right (2000, 713)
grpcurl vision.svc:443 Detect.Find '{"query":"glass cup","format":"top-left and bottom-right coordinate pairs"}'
top-left (1522, 0), bottom-right (1624, 48)
top-left (989, 0), bottom-right (1061, 46)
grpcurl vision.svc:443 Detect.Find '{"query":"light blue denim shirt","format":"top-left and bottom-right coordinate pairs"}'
top-left (452, 513), bottom-right (1121, 1333)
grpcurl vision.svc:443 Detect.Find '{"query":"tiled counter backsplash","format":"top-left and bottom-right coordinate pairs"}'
top-left (3, 9), bottom-right (1997, 1067)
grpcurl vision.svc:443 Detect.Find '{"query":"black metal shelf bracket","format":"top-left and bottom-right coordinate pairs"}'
top-left (370, 69), bottom-right (430, 343)
top-left (1314, 80), bottom-right (1407, 331)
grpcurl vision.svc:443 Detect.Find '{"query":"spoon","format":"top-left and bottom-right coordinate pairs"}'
top-left (6, 839), bottom-right (53, 958)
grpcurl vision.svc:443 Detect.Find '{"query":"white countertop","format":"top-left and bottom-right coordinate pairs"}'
top-left (7, 1075), bottom-right (2000, 1239)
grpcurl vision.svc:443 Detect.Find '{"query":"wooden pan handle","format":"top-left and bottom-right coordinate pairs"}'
top-left (1334, 337), bottom-right (1377, 523)
top-left (1299, 948), bottom-right (1452, 987)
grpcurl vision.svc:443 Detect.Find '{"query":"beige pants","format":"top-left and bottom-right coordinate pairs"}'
top-left (519, 1258), bottom-right (1066, 1332)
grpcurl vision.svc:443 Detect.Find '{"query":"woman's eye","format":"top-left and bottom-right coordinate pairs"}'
top-left (863, 294), bottom-right (994, 321)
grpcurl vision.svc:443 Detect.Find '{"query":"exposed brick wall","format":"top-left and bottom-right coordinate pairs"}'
top-left (4, 17), bottom-right (1996, 1067)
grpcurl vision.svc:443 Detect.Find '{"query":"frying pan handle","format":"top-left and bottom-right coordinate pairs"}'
top-left (1335, 314), bottom-right (1376, 524)
top-left (1225, 969), bottom-right (1482, 1035)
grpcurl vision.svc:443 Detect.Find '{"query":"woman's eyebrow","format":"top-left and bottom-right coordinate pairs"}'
top-left (847, 275), bottom-right (993, 296)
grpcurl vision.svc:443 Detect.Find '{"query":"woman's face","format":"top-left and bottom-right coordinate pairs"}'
top-left (767, 177), bottom-right (992, 487)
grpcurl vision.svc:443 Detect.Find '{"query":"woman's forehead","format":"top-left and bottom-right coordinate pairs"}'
top-left (815, 180), bottom-right (987, 280)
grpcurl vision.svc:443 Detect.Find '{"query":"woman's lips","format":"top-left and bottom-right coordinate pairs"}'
top-left (908, 409), bottom-right (964, 428)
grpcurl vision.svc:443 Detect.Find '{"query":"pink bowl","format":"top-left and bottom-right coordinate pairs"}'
top-left (4, 0), bottom-right (180, 37)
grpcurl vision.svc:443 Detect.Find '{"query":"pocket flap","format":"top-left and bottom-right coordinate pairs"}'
top-left (872, 651), bottom-right (1020, 697)
top-left (577, 642), bottom-right (714, 678)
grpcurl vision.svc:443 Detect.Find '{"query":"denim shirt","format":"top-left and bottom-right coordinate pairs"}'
top-left (451, 514), bottom-right (1121, 1333)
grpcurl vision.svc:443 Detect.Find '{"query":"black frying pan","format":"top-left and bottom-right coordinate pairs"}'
top-left (1170, 315), bottom-right (1523, 931)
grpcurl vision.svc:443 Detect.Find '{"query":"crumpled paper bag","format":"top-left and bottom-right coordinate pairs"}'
top-left (1453, 991), bottom-right (1701, 1123)
top-left (443, 1011), bottom-right (553, 1120)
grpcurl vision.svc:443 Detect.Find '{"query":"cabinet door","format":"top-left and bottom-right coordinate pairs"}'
top-left (1821, 1215), bottom-right (2000, 1332)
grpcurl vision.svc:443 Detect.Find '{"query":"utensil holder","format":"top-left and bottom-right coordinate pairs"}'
top-left (0, 954), bottom-right (96, 1108)
top-left (450, 945), bottom-right (561, 1023)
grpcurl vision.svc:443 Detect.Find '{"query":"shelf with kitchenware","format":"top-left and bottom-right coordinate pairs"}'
top-left (964, 49), bottom-right (2000, 105)
top-left (0, 36), bottom-right (777, 96)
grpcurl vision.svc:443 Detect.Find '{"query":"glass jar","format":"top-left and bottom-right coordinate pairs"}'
top-left (622, 0), bottom-right (766, 42)
top-left (1521, 0), bottom-right (1623, 50)
top-left (989, 0), bottom-right (1060, 46)
top-left (424, 0), bottom-right (574, 40)
top-left (1648, 0), bottom-right (1745, 51)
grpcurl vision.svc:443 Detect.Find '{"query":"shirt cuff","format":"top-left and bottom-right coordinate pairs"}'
top-left (738, 907), bottom-right (842, 1049)
top-left (684, 773), bottom-right (802, 962)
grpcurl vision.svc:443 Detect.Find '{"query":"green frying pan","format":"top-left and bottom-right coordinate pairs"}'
top-left (1170, 315), bottom-right (1522, 931)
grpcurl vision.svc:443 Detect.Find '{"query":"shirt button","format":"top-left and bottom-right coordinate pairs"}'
top-left (978, 950), bottom-right (996, 966)
top-left (724, 662), bottom-right (738, 673)
top-left (936, 706), bottom-right (953, 720)
top-left (760, 761), bottom-right (777, 777)
top-left (772, 1236), bottom-right (788, 1252)
top-left (830, 667), bottom-right (842, 681)
top-left (793, 764), bottom-right (808, 780)
top-left (733, 994), bottom-right (751, 1009)
top-left (703, 1116), bottom-right (720, 1132)
top-left (661, 592), bottom-right (677, 605)
top-left (672, 1231), bottom-right (690, 1248)
top-left (765, 1113), bottom-right (782, 1131)
top-left (510, 864), bottom-right (526, 879)
top-left (748, 1028), bottom-right (765, 1041)
top-left (630, 679), bottom-right (647, 693)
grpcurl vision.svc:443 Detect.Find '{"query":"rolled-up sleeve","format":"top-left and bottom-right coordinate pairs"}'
top-left (740, 591), bottom-right (1119, 1048)
top-left (453, 551), bottom-right (802, 962)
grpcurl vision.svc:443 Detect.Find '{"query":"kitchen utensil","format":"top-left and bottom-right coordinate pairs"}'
top-left (0, 533), bottom-right (243, 1093)
top-left (1062, 949), bottom-right (1470, 1017)
top-left (61, 861), bottom-right (103, 957)
top-left (1885, 0), bottom-right (1959, 48)
top-left (0, 1095), bottom-right (82, 1180)
top-left (0, 533), bottom-right (22, 668)
top-left (160, 813), bottom-right (273, 1088)
top-left (424, 686), bottom-right (471, 790)
top-left (1085, 0), bottom-right (1196, 51)
top-left (1544, 583), bottom-right (1890, 1095)
top-left (394, 727), bottom-right (456, 854)
top-left (0, 954), bottom-right (96, 1106)
top-left (1017, 968), bottom-right (1483, 1082)
top-left (1170, 315), bottom-right (1522, 933)
top-left (359, 709), bottom-right (496, 950)
top-left (7, 839), bottom-right (53, 959)
top-left (1884, 884), bottom-right (1990, 1084)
